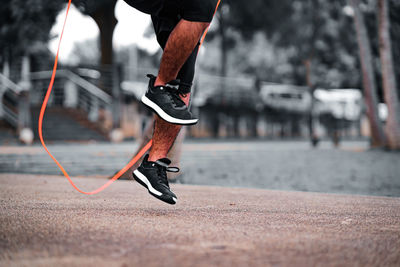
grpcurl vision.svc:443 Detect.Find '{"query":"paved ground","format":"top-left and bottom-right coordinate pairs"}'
top-left (1, 174), bottom-right (399, 267)
top-left (1, 140), bottom-right (400, 197)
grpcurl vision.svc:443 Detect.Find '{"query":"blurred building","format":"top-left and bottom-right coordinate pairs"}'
top-left (1, 58), bottom-right (369, 144)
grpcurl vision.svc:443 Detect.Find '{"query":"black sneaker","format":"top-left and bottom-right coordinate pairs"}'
top-left (141, 74), bottom-right (198, 125)
top-left (133, 154), bottom-right (179, 205)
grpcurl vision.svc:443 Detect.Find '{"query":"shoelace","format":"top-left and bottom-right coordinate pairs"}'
top-left (156, 164), bottom-right (180, 187)
top-left (165, 86), bottom-right (186, 108)
top-left (146, 74), bottom-right (187, 108)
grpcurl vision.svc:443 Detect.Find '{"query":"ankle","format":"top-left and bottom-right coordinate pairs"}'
top-left (148, 154), bottom-right (165, 162)
top-left (154, 76), bottom-right (167, 87)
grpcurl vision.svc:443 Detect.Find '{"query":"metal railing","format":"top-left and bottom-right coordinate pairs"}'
top-left (0, 73), bottom-right (25, 128)
top-left (30, 69), bottom-right (112, 123)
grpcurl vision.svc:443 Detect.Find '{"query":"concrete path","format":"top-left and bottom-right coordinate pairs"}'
top-left (1, 174), bottom-right (399, 266)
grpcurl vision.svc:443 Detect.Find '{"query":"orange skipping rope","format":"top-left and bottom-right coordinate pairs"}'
top-left (39, 0), bottom-right (220, 195)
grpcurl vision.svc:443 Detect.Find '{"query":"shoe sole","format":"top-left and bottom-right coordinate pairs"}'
top-left (133, 169), bottom-right (177, 205)
top-left (141, 95), bottom-right (199, 125)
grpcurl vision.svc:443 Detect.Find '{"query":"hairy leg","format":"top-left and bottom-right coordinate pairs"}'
top-left (148, 94), bottom-right (190, 162)
top-left (124, 25), bottom-right (201, 170)
top-left (154, 19), bottom-right (208, 86)
top-left (148, 20), bottom-right (206, 161)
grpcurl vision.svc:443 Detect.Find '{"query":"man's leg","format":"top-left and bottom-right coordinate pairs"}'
top-left (153, 0), bottom-right (219, 87)
top-left (132, 0), bottom-right (219, 204)
top-left (146, 0), bottom-right (219, 160)
top-left (148, 40), bottom-right (199, 161)
top-left (118, 24), bottom-right (200, 178)
top-left (148, 94), bottom-right (190, 162)
top-left (140, 0), bottom-right (219, 126)
top-left (139, 20), bottom-right (207, 125)
top-left (154, 20), bottom-right (208, 86)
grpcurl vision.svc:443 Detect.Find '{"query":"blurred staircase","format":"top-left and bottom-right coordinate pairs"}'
top-left (30, 107), bottom-right (108, 141)
top-left (1, 64), bottom-right (121, 144)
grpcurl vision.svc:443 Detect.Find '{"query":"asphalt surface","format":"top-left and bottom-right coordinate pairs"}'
top-left (1, 174), bottom-right (399, 267)
top-left (1, 140), bottom-right (400, 197)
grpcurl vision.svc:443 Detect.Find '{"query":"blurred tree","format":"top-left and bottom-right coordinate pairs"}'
top-left (0, 0), bottom-right (64, 68)
top-left (204, 2), bottom-right (236, 78)
top-left (72, 0), bottom-right (118, 68)
top-left (212, 0), bottom-right (361, 143)
top-left (222, 0), bottom-right (399, 88)
top-left (389, 1), bottom-right (400, 92)
top-left (72, 0), bottom-right (118, 94)
top-left (349, 0), bottom-right (386, 147)
top-left (208, 0), bottom-right (289, 77)
top-left (378, 0), bottom-right (400, 149)
top-left (216, 4), bottom-right (228, 77)
top-left (215, 0), bottom-right (361, 88)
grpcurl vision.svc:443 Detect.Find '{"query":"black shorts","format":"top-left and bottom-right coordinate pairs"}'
top-left (123, 0), bottom-right (218, 23)
top-left (124, 0), bottom-right (219, 94)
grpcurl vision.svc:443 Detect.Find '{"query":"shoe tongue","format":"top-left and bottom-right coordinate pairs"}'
top-left (156, 158), bottom-right (171, 167)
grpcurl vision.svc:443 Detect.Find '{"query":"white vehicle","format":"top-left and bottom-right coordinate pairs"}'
top-left (260, 83), bottom-right (312, 113)
top-left (314, 89), bottom-right (363, 121)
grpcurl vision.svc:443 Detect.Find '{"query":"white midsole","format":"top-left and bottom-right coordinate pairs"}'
top-left (133, 170), bottom-right (162, 197)
top-left (141, 95), bottom-right (198, 125)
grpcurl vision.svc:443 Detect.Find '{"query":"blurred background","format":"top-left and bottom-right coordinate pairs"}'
top-left (0, 0), bottom-right (399, 196)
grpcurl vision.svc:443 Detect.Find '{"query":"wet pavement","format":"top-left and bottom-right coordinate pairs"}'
top-left (1, 140), bottom-right (400, 197)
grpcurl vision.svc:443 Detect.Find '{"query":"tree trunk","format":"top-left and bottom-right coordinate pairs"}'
top-left (305, 0), bottom-right (320, 144)
top-left (349, 0), bottom-right (386, 147)
top-left (91, 2), bottom-right (118, 94)
top-left (218, 13), bottom-right (228, 78)
top-left (91, 2), bottom-right (117, 66)
top-left (304, 59), bottom-right (316, 142)
top-left (378, 0), bottom-right (400, 149)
